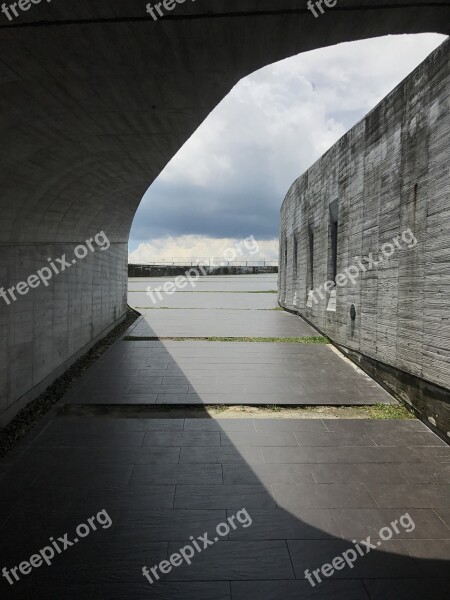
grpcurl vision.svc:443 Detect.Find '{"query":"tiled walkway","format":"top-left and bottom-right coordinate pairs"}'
top-left (0, 275), bottom-right (449, 599)
top-left (65, 274), bottom-right (394, 406)
top-left (0, 416), bottom-right (449, 599)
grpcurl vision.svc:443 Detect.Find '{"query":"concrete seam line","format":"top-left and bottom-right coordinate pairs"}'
top-left (0, 4), bottom-right (448, 29)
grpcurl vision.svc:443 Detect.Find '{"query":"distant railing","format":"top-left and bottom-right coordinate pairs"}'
top-left (130, 258), bottom-right (279, 267)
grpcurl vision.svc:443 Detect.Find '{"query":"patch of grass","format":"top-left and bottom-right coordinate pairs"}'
top-left (134, 306), bottom-right (173, 310)
top-left (207, 405), bottom-right (229, 414)
top-left (129, 290), bottom-right (278, 294)
top-left (124, 336), bottom-right (329, 344)
top-left (61, 404), bottom-right (420, 421)
top-left (366, 404), bottom-right (413, 419)
top-left (134, 307), bottom-right (280, 311)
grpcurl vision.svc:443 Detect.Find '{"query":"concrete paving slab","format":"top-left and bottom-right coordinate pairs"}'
top-left (0, 417), bottom-right (448, 597)
top-left (67, 274), bottom-right (392, 407)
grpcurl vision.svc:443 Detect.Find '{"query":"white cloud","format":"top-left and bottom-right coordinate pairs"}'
top-left (129, 235), bottom-right (279, 264)
top-left (129, 33), bottom-right (447, 256)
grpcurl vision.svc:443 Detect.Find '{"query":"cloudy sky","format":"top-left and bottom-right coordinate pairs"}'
top-left (129, 33), bottom-right (447, 264)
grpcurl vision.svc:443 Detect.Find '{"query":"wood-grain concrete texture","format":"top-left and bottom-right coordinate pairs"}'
top-left (279, 39), bottom-right (450, 432)
top-left (1, 1), bottom-right (449, 424)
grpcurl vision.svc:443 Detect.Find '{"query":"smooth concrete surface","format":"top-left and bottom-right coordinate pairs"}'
top-left (128, 276), bottom-right (278, 292)
top-left (129, 274), bottom-right (316, 338)
top-left (128, 275), bottom-right (280, 309)
top-left (0, 242), bottom-right (128, 423)
top-left (130, 275), bottom-right (280, 292)
top-left (130, 293), bottom-right (279, 310)
top-left (1, 1), bottom-right (449, 424)
top-left (0, 310), bottom-right (126, 428)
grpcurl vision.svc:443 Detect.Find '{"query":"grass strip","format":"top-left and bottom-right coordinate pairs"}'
top-left (128, 290), bottom-right (278, 294)
top-left (60, 403), bottom-right (414, 420)
top-left (123, 335), bottom-right (329, 344)
top-left (133, 307), bottom-right (283, 311)
top-left (365, 404), bottom-right (412, 419)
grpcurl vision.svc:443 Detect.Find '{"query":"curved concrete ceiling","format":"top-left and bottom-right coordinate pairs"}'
top-left (1, 0), bottom-right (449, 245)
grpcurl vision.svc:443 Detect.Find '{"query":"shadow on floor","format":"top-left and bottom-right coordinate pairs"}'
top-left (0, 320), bottom-right (449, 599)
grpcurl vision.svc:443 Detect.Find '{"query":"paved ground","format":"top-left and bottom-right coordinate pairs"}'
top-left (0, 415), bottom-right (449, 599)
top-left (65, 340), bottom-right (394, 406)
top-left (129, 275), bottom-right (312, 337)
top-left (128, 275), bottom-right (280, 306)
top-left (0, 275), bottom-right (448, 598)
top-left (68, 273), bottom-right (393, 407)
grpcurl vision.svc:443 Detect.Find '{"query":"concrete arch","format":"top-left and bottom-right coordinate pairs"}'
top-left (0, 1), bottom-right (449, 422)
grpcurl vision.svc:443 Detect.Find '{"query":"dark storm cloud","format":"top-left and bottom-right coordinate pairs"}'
top-left (130, 177), bottom-right (280, 243)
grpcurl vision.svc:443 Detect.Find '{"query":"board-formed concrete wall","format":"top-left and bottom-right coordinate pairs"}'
top-left (280, 38), bottom-right (450, 435)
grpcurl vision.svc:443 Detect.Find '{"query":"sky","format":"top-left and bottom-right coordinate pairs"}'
top-left (129, 33), bottom-right (447, 264)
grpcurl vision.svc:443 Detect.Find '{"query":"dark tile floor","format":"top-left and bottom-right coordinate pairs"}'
top-left (0, 416), bottom-right (449, 599)
top-left (65, 341), bottom-right (394, 406)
